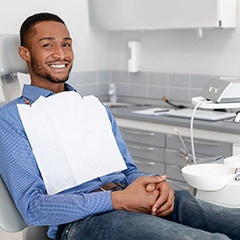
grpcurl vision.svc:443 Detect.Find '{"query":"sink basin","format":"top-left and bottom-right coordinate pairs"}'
top-left (182, 163), bottom-right (236, 191)
top-left (103, 102), bottom-right (131, 108)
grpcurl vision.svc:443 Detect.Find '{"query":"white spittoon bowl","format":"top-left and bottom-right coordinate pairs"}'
top-left (182, 163), bottom-right (236, 191)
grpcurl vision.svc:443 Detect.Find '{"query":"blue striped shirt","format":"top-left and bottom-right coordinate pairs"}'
top-left (0, 84), bottom-right (145, 239)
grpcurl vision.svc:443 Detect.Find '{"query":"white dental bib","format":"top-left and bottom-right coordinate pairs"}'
top-left (17, 92), bottom-right (127, 195)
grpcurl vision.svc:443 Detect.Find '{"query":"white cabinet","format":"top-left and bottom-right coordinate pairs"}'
top-left (117, 119), bottom-right (234, 191)
top-left (88, 0), bottom-right (237, 31)
top-left (119, 127), bottom-right (165, 176)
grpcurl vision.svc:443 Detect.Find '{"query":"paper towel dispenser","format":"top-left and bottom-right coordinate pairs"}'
top-left (88, 0), bottom-right (237, 31)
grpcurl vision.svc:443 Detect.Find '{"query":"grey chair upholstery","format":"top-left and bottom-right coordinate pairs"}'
top-left (0, 176), bottom-right (27, 232)
top-left (0, 34), bottom-right (50, 240)
top-left (0, 34), bottom-right (28, 103)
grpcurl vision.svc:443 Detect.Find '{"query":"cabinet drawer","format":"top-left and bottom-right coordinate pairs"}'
top-left (120, 127), bottom-right (165, 147)
top-left (165, 149), bottom-right (217, 166)
top-left (166, 164), bottom-right (185, 182)
top-left (165, 149), bottom-right (187, 166)
top-left (166, 134), bottom-right (232, 157)
top-left (127, 142), bottom-right (164, 162)
top-left (134, 157), bottom-right (165, 175)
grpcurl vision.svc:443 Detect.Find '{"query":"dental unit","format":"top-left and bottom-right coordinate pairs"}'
top-left (182, 78), bottom-right (240, 208)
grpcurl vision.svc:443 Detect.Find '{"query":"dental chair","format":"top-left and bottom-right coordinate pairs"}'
top-left (0, 35), bottom-right (50, 239)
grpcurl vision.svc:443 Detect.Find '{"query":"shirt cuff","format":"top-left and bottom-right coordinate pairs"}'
top-left (86, 191), bottom-right (113, 216)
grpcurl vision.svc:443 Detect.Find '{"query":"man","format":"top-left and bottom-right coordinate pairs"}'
top-left (0, 13), bottom-right (239, 240)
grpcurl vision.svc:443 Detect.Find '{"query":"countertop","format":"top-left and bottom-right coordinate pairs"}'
top-left (107, 104), bottom-right (240, 135)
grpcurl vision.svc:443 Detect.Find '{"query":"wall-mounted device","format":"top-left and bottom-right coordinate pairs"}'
top-left (128, 41), bottom-right (141, 73)
top-left (201, 77), bottom-right (240, 103)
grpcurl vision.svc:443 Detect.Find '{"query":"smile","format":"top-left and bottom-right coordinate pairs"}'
top-left (49, 64), bottom-right (66, 69)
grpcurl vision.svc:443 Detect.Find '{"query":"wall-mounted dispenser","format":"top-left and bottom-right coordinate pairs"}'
top-left (128, 41), bottom-right (141, 73)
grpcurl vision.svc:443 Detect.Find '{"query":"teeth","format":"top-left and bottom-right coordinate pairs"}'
top-left (50, 64), bottom-right (66, 68)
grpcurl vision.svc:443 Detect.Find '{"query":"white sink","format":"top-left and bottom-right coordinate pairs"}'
top-left (182, 163), bottom-right (236, 191)
top-left (103, 102), bottom-right (131, 108)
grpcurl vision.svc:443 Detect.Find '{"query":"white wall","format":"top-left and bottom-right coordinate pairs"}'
top-left (1, 1), bottom-right (240, 76)
top-left (108, 3), bottom-right (240, 77)
top-left (0, 0), bottom-right (110, 72)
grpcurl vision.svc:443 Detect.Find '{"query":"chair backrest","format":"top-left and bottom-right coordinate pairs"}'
top-left (0, 34), bottom-right (29, 232)
top-left (0, 176), bottom-right (50, 239)
top-left (0, 35), bottom-right (50, 239)
top-left (0, 34), bottom-right (28, 76)
top-left (0, 34), bottom-right (28, 104)
top-left (0, 176), bottom-right (27, 232)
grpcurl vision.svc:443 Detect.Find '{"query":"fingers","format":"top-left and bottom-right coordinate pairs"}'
top-left (155, 189), bottom-right (175, 217)
top-left (151, 182), bottom-right (175, 217)
top-left (145, 183), bottom-right (156, 192)
top-left (145, 175), bottom-right (167, 192)
top-left (112, 176), bottom-right (163, 213)
top-left (143, 175), bottom-right (166, 184)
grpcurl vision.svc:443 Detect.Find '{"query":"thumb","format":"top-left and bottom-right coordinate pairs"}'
top-left (146, 182), bottom-right (156, 192)
top-left (145, 175), bottom-right (167, 192)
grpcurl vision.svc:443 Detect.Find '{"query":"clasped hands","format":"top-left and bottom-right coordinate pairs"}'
top-left (112, 175), bottom-right (175, 217)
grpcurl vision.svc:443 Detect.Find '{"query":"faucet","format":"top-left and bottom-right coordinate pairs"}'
top-left (175, 128), bottom-right (223, 165)
top-left (108, 83), bottom-right (117, 103)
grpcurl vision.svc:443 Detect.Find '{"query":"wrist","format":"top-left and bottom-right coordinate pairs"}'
top-left (111, 190), bottom-right (126, 211)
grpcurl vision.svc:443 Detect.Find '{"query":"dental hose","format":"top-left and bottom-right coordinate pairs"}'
top-left (162, 97), bottom-right (186, 109)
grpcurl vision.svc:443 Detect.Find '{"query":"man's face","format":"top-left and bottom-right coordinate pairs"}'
top-left (26, 21), bottom-right (74, 85)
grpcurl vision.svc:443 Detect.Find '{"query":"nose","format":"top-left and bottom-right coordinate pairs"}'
top-left (52, 45), bottom-right (66, 59)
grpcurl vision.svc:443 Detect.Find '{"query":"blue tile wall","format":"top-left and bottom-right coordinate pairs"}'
top-left (68, 70), bottom-right (231, 103)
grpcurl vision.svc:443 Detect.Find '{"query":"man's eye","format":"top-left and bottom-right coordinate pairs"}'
top-left (43, 43), bottom-right (52, 47)
top-left (63, 43), bottom-right (71, 47)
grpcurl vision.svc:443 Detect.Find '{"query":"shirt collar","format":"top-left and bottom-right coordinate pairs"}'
top-left (22, 83), bottom-right (77, 103)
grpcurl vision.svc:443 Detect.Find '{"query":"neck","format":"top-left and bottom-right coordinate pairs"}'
top-left (31, 82), bottom-right (66, 93)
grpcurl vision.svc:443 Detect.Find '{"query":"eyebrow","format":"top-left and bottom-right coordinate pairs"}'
top-left (39, 37), bottom-right (72, 42)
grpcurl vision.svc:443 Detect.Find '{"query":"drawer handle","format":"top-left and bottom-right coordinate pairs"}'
top-left (134, 160), bottom-right (156, 166)
top-left (122, 129), bottom-right (155, 136)
top-left (128, 145), bottom-right (155, 151)
top-left (169, 164), bottom-right (182, 172)
top-left (184, 139), bottom-right (220, 147)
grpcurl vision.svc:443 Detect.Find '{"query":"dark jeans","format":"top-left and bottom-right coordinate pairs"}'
top-left (56, 190), bottom-right (240, 239)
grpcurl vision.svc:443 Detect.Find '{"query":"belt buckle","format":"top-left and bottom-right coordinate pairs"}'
top-left (100, 182), bottom-right (125, 192)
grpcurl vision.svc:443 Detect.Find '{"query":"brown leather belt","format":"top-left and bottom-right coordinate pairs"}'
top-left (94, 182), bottom-right (126, 192)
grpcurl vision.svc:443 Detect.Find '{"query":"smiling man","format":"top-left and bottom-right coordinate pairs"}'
top-left (19, 15), bottom-right (74, 92)
top-left (0, 12), bottom-right (240, 240)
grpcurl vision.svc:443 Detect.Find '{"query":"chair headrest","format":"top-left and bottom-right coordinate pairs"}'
top-left (0, 35), bottom-right (28, 76)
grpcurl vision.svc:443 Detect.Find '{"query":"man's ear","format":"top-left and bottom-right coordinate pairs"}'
top-left (18, 46), bottom-right (30, 62)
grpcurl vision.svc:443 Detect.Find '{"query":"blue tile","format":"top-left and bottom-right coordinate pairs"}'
top-left (148, 86), bottom-right (167, 100)
top-left (129, 84), bottom-right (147, 98)
top-left (148, 72), bottom-right (168, 86)
top-left (77, 71), bottom-right (97, 83)
top-left (190, 74), bottom-right (211, 88)
top-left (169, 74), bottom-right (190, 87)
top-left (169, 87), bottom-right (190, 102)
top-left (97, 71), bottom-right (110, 83)
top-left (128, 72), bottom-right (148, 84)
top-left (69, 71), bottom-right (228, 103)
top-left (111, 71), bottom-right (129, 83)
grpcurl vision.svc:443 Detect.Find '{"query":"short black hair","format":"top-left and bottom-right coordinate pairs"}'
top-left (20, 12), bottom-right (66, 47)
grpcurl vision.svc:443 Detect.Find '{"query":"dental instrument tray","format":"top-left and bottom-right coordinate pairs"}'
top-left (166, 108), bottom-right (235, 121)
